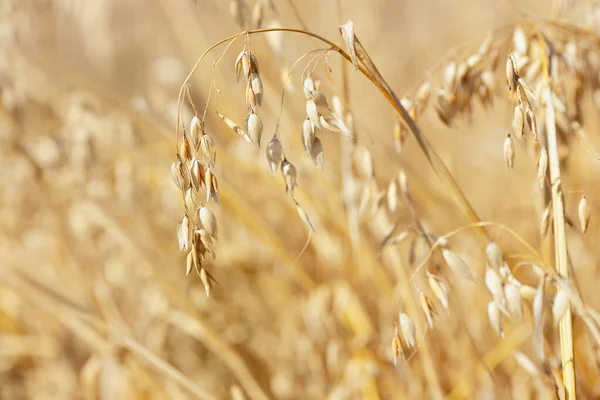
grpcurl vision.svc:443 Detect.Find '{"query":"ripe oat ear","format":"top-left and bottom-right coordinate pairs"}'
top-left (338, 21), bottom-right (358, 71)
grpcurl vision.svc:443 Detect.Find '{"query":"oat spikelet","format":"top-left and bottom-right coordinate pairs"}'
top-left (578, 194), bottom-right (590, 234)
top-left (485, 268), bottom-right (503, 301)
top-left (295, 200), bottom-right (316, 232)
top-left (552, 286), bottom-right (571, 325)
top-left (282, 159), bottom-right (297, 196)
top-left (485, 241), bottom-right (503, 270)
top-left (442, 249), bottom-right (474, 280)
top-left (186, 250), bottom-right (194, 276)
top-left (512, 105), bottom-right (524, 138)
top-left (419, 291), bottom-right (437, 329)
top-left (177, 215), bottom-right (191, 251)
top-left (504, 133), bottom-right (515, 169)
top-left (338, 21), bottom-right (358, 70)
top-left (537, 148), bottom-right (548, 189)
top-left (506, 53), bottom-right (519, 92)
top-left (392, 324), bottom-right (403, 365)
top-left (427, 271), bottom-right (449, 311)
top-left (190, 115), bottom-right (202, 149)
top-left (217, 112), bottom-right (248, 142)
top-left (200, 267), bottom-right (212, 297)
top-left (309, 137), bottom-right (324, 169)
top-left (266, 136), bottom-right (283, 172)
top-left (244, 112), bottom-right (263, 149)
top-left (504, 282), bottom-right (523, 318)
top-left (399, 312), bottom-right (416, 348)
top-left (198, 206), bottom-right (218, 239)
top-left (416, 80), bottom-right (432, 110)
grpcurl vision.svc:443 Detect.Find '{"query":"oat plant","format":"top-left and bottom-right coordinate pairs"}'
top-left (171, 11), bottom-right (600, 399)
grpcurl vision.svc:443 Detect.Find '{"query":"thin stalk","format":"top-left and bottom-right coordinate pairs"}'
top-left (536, 29), bottom-right (576, 398)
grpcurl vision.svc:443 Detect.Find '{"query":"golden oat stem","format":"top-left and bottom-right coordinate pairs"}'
top-left (535, 29), bottom-right (576, 399)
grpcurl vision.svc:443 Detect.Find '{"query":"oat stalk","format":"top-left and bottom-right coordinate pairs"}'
top-left (535, 29), bottom-right (576, 399)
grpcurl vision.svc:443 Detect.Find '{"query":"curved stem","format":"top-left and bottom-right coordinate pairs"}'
top-left (408, 221), bottom-right (552, 285)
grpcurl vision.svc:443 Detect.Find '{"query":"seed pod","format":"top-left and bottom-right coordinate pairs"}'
top-left (320, 113), bottom-right (351, 137)
top-left (192, 242), bottom-right (204, 268)
top-left (387, 180), bottom-right (398, 213)
top-left (295, 200), bottom-right (315, 232)
top-left (310, 136), bottom-right (324, 169)
top-left (306, 99), bottom-right (321, 129)
top-left (526, 107), bottom-right (537, 140)
top-left (200, 267), bottom-right (212, 297)
top-left (393, 120), bottom-right (407, 153)
top-left (398, 170), bottom-right (409, 198)
top-left (485, 268), bottom-right (504, 301)
top-left (179, 133), bottom-right (192, 161)
top-left (204, 166), bottom-right (213, 201)
top-left (442, 62), bottom-right (457, 91)
top-left (217, 112), bottom-right (248, 141)
top-left (266, 136), bottom-right (283, 172)
top-left (416, 80), bottom-right (432, 110)
top-left (303, 76), bottom-right (316, 99)
top-left (246, 82), bottom-right (257, 111)
top-left (427, 271), bottom-right (449, 311)
top-left (311, 90), bottom-right (329, 114)
top-left (552, 287), bottom-right (571, 325)
top-left (506, 53), bottom-right (518, 91)
top-left (339, 20), bottom-right (358, 70)
top-left (190, 158), bottom-right (204, 191)
top-left (190, 115), bottom-right (203, 149)
top-left (250, 73), bottom-right (263, 106)
top-left (513, 105), bottom-right (524, 139)
top-left (399, 312), bottom-right (416, 348)
top-left (504, 133), bottom-right (515, 169)
top-left (171, 159), bottom-right (190, 190)
top-left (442, 249), bottom-right (474, 280)
top-left (186, 250), bottom-right (194, 276)
top-left (282, 159), bottom-right (297, 196)
top-left (332, 95), bottom-right (345, 119)
top-left (419, 291), bottom-right (437, 329)
top-left (245, 112), bottom-right (263, 149)
top-left (486, 241), bottom-right (503, 270)
top-left (302, 118), bottom-right (315, 155)
top-left (196, 229), bottom-right (215, 259)
top-left (504, 282), bottom-right (523, 318)
top-left (578, 194), bottom-right (590, 234)
top-left (198, 205), bottom-right (218, 239)
top-left (537, 148), bottom-right (548, 189)
top-left (210, 173), bottom-right (219, 203)
top-left (177, 215), bottom-right (191, 251)
top-left (235, 51), bottom-right (247, 83)
top-left (487, 300), bottom-right (503, 337)
top-left (200, 134), bottom-right (216, 166)
top-left (392, 324), bottom-right (403, 365)
top-left (184, 188), bottom-right (197, 210)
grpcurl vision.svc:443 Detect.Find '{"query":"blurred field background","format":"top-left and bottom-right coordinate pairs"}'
top-left (1, 0), bottom-right (600, 399)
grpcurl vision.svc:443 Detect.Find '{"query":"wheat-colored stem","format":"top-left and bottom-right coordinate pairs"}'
top-left (535, 29), bottom-right (576, 399)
